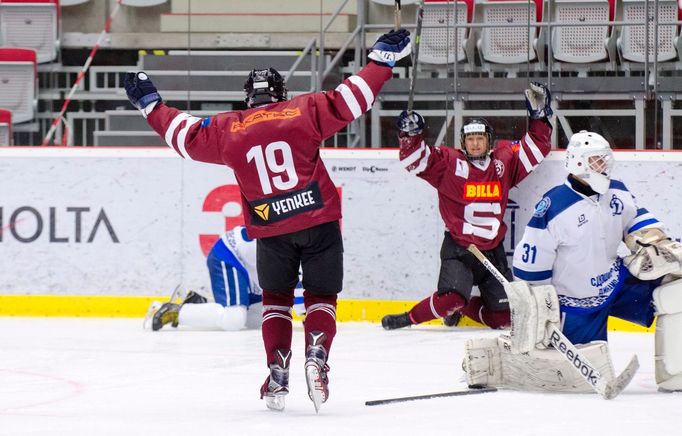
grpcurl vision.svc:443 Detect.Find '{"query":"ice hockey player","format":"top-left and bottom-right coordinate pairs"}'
top-left (144, 225), bottom-right (305, 332)
top-left (464, 131), bottom-right (682, 393)
top-left (124, 28), bottom-right (411, 412)
top-left (381, 83), bottom-right (553, 332)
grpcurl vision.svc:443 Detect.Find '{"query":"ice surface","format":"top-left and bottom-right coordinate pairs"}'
top-left (0, 318), bottom-right (677, 436)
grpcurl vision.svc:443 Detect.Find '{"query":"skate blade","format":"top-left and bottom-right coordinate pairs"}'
top-left (142, 301), bottom-right (162, 330)
top-left (305, 365), bottom-right (325, 414)
top-left (264, 394), bottom-right (286, 411)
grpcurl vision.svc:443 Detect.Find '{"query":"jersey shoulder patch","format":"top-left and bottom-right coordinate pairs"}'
top-left (527, 183), bottom-right (583, 230)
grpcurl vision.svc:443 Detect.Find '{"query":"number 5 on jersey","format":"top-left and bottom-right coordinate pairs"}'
top-left (246, 141), bottom-right (299, 195)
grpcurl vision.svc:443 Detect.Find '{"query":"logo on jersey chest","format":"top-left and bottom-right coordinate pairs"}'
top-left (231, 108), bottom-right (302, 132)
top-left (463, 181), bottom-right (502, 200)
top-left (250, 182), bottom-right (323, 225)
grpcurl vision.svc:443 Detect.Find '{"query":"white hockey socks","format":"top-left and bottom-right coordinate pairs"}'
top-left (178, 303), bottom-right (248, 331)
top-left (653, 279), bottom-right (682, 391)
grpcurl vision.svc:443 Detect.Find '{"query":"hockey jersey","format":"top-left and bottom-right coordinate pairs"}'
top-left (400, 119), bottom-right (552, 250)
top-left (512, 179), bottom-right (662, 311)
top-left (221, 226), bottom-right (260, 296)
top-left (146, 62), bottom-right (393, 239)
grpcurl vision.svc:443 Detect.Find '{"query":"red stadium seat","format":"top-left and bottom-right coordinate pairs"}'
top-left (0, 108), bottom-right (11, 145)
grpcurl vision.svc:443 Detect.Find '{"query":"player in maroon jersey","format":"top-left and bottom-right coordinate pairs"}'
top-left (382, 83), bottom-right (553, 331)
top-left (124, 29), bottom-right (411, 413)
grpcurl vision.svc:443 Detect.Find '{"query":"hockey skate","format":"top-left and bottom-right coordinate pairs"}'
top-left (260, 349), bottom-right (291, 411)
top-left (381, 312), bottom-right (413, 330)
top-left (151, 302), bottom-right (180, 331)
top-left (305, 331), bottom-right (330, 413)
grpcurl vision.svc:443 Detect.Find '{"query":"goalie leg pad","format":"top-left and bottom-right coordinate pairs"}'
top-left (463, 336), bottom-right (616, 393)
top-left (653, 279), bottom-right (682, 391)
top-left (504, 281), bottom-right (560, 354)
top-left (178, 303), bottom-right (248, 331)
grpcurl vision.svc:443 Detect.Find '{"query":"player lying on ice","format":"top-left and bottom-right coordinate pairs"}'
top-left (463, 131), bottom-right (682, 393)
top-left (124, 28), bottom-right (411, 412)
top-left (144, 225), bottom-right (305, 332)
top-left (381, 83), bottom-right (553, 331)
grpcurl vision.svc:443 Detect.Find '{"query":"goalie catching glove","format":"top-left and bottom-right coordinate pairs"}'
top-left (624, 228), bottom-right (682, 280)
top-left (504, 280), bottom-right (560, 354)
top-left (524, 82), bottom-right (553, 120)
top-left (368, 28), bottom-right (411, 68)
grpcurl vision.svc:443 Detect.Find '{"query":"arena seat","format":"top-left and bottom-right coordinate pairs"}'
top-left (0, 108), bottom-right (11, 145)
top-left (420, 0), bottom-right (475, 65)
top-left (60, 0), bottom-right (89, 5)
top-left (474, 0), bottom-right (543, 74)
top-left (550, 0), bottom-right (616, 68)
top-left (0, 48), bottom-right (36, 123)
top-left (616, 0), bottom-right (681, 69)
top-left (0, 0), bottom-right (59, 64)
top-left (121, 0), bottom-right (167, 6)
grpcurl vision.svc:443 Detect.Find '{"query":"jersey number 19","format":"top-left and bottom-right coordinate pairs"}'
top-left (246, 141), bottom-right (299, 195)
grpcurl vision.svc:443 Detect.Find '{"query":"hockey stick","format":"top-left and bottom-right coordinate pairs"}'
top-left (407, 0), bottom-right (424, 114)
top-left (394, 0), bottom-right (402, 30)
top-left (365, 386), bottom-right (497, 406)
top-left (466, 244), bottom-right (639, 400)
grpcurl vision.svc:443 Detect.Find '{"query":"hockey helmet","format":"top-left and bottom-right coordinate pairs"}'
top-left (244, 68), bottom-right (288, 108)
top-left (565, 130), bottom-right (614, 194)
top-left (460, 118), bottom-right (494, 160)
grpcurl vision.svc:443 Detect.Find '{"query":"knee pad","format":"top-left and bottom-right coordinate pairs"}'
top-left (464, 336), bottom-right (615, 393)
top-left (653, 279), bottom-right (682, 391)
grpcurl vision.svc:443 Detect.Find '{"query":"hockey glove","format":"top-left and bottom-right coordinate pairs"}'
top-left (524, 82), bottom-right (553, 120)
top-left (124, 71), bottom-right (162, 118)
top-left (368, 28), bottom-right (411, 68)
top-left (397, 110), bottom-right (424, 136)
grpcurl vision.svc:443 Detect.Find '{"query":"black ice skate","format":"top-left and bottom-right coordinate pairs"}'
top-left (260, 349), bottom-right (291, 411)
top-left (181, 290), bottom-right (207, 305)
top-left (151, 302), bottom-right (180, 331)
top-left (304, 331), bottom-right (329, 413)
top-left (381, 312), bottom-right (413, 330)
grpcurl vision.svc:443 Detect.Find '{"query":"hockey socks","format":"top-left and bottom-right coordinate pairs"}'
top-left (460, 296), bottom-right (511, 329)
top-left (262, 290), bottom-right (294, 365)
top-left (303, 291), bottom-right (337, 356)
top-left (409, 291), bottom-right (466, 324)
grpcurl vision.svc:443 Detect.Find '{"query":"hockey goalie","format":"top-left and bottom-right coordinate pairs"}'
top-left (463, 130), bottom-right (682, 394)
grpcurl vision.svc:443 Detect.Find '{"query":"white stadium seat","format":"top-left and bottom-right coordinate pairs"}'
top-left (420, 0), bottom-right (474, 65)
top-left (617, 0), bottom-right (681, 64)
top-left (0, 48), bottom-right (37, 123)
top-left (551, 0), bottom-right (616, 65)
top-left (60, 0), bottom-right (90, 6)
top-left (475, 0), bottom-right (542, 65)
top-left (0, 0), bottom-right (59, 64)
top-left (121, 0), bottom-right (167, 6)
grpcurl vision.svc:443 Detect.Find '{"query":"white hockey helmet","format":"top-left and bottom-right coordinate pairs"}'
top-left (565, 130), bottom-right (614, 194)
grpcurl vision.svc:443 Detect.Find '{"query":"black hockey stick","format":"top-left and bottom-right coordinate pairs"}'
top-left (366, 386), bottom-right (497, 406)
top-left (466, 244), bottom-right (639, 400)
top-left (407, 0), bottom-right (424, 114)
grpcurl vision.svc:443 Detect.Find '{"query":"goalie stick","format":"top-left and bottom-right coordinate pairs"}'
top-left (466, 244), bottom-right (639, 400)
top-left (366, 386), bottom-right (497, 406)
top-left (394, 0), bottom-right (402, 31)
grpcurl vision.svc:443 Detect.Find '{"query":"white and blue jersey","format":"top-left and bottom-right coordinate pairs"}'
top-left (207, 226), bottom-right (304, 311)
top-left (513, 178), bottom-right (663, 343)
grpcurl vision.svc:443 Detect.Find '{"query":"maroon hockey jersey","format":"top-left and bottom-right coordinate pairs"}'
top-left (146, 62), bottom-right (392, 239)
top-left (400, 119), bottom-right (552, 250)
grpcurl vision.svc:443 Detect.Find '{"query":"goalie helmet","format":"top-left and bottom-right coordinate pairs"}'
top-left (460, 118), bottom-right (494, 161)
top-left (565, 130), bottom-right (614, 194)
top-left (244, 68), bottom-right (288, 108)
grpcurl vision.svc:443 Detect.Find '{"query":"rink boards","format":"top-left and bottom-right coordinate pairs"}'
top-left (1, 147), bottom-right (681, 332)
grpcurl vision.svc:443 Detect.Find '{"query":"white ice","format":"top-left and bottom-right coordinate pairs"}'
top-left (0, 318), bottom-right (678, 436)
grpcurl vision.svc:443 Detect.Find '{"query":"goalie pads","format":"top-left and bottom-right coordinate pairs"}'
top-left (624, 228), bottom-right (682, 280)
top-left (653, 279), bottom-right (682, 391)
top-left (504, 281), bottom-right (560, 354)
top-left (463, 336), bottom-right (616, 393)
top-left (178, 303), bottom-right (248, 331)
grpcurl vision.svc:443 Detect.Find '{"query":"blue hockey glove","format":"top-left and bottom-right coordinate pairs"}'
top-left (397, 110), bottom-right (424, 136)
top-left (124, 71), bottom-right (162, 118)
top-left (369, 28), bottom-right (411, 68)
top-left (524, 82), bottom-right (553, 120)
